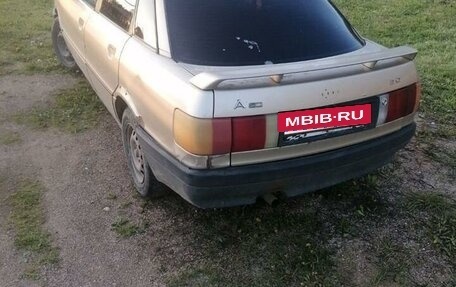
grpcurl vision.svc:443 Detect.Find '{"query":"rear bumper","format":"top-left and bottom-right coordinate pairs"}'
top-left (137, 123), bottom-right (416, 208)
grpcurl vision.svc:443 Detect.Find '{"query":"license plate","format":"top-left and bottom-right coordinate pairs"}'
top-left (278, 103), bottom-right (374, 146)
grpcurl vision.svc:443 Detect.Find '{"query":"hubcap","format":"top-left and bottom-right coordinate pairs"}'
top-left (129, 128), bottom-right (145, 184)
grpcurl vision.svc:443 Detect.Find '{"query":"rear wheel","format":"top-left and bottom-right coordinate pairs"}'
top-left (51, 17), bottom-right (76, 69)
top-left (121, 108), bottom-right (168, 198)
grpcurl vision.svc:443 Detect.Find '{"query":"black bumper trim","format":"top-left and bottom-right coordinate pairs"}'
top-left (137, 123), bottom-right (416, 208)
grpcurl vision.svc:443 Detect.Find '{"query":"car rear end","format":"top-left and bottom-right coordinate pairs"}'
top-left (137, 0), bottom-right (420, 208)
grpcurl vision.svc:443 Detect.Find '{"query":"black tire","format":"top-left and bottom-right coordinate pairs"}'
top-left (51, 17), bottom-right (76, 69)
top-left (121, 108), bottom-right (169, 198)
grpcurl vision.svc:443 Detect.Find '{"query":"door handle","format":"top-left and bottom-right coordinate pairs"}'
top-left (107, 44), bottom-right (116, 58)
top-left (78, 17), bottom-right (85, 29)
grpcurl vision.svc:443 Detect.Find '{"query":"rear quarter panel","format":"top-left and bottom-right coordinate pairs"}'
top-left (118, 38), bottom-right (215, 164)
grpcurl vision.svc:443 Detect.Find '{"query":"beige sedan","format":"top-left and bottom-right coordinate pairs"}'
top-left (52, 0), bottom-right (420, 208)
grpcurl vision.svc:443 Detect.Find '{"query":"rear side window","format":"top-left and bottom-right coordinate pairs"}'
top-left (165, 0), bottom-right (364, 66)
top-left (135, 0), bottom-right (157, 48)
top-left (100, 0), bottom-right (136, 31)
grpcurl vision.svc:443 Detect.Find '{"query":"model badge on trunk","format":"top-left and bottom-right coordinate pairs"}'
top-left (234, 99), bottom-right (246, 110)
top-left (249, 102), bottom-right (263, 109)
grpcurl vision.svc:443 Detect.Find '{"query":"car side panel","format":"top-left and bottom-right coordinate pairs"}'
top-left (118, 38), bottom-right (216, 166)
top-left (55, 0), bottom-right (93, 75)
top-left (84, 12), bottom-right (131, 117)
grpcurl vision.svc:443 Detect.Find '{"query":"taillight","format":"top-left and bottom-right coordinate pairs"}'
top-left (232, 116), bottom-right (266, 152)
top-left (174, 110), bottom-right (266, 155)
top-left (173, 109), bottom-right (231, 155)
top-left (385, 83), bottom-right (419, 123)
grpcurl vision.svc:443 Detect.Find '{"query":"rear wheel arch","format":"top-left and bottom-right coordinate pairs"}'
top-left (114, 96), bottom-right (128, 124)
top-left (121, 107), bottom-right (169, 198)
top-left (113, 87), bottom-right (143, 127)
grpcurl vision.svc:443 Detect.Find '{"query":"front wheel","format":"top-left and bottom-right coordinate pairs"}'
top-left (51, 17), bottom-right (76, 69)
top-left (121, 108), bottom-right (168, 198)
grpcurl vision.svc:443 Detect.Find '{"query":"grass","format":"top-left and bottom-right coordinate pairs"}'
top-left (405, 192), bottom-right (453, 213)
top-left (405, 191), bottom-right (456, 263)
top-left (430, 213), bottom-right (456, 261)
top-left (111, 217), bottom-right (146, 238)
top-left (424, 144), bottom-right (456, 171)
top-left (162, 170), bottom-right (455, 286)
top-left (166, 206), bottom-right (336, 286)
top-left (415, 125), bottom-right (456, 180)
top-left (0, 0), bottom-right (62, 75)
top-left (13, 81), bottom-right (105, 133)
top-left (0, 130), bottom-right (22, 145)
top-left (371, 237), bottom-right (413, 286)
top-left (9, 180), bottom-right (59, 280)
top-left (319, 174), bottom-right (385, 219)
top-left (161, 173), bottom-right (396, 286)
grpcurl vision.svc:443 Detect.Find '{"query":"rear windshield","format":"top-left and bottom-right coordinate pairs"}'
top-left (165, 0), bottom-right (364, 66)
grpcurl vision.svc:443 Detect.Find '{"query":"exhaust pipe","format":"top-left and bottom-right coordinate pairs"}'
top-left (262, 193), bottom-right (279, 207)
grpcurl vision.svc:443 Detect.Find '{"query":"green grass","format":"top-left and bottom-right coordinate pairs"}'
top-left (9, 180), bottom-right (59, 280)
top-left (320, 174), bottom-right (385, 218)
top-left (405, 192), bottom-right (453, 213)
top-left (371, 237), bottom-right (413, 286)
top-left (416, 126), bottom-right (456, 179)
top-left (163, 174), bottom-right (388, 286)
top-left (13, 81), bottom-right (105, 133)
top-left (162, 171), bottom-right (456, 286)
top-left (424, 144), bottom-right (456, 171)
top-left (164, 204), bottom-right (336, 287)
top-left (0, 0), bottom-right (62, 75)
top-left (430, 213), bottom-right (456, 261)
top-left (0, 130), bottom-right (22, 145)
top-left (405, 191), bottom-right (456, 263)
top-left (111, 217), bottom-right (146, 238)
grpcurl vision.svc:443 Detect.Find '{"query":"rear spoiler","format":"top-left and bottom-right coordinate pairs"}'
top-left (189, 46), bottom-right (417, 90)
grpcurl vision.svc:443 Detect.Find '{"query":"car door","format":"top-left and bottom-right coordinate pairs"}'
top-left (55, 0), bottom-right (96, 75)
top-left (84, 0), bottom-right (136, 116)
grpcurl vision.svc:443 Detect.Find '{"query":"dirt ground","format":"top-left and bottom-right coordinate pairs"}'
top-left (0, 75), bottom-right (166, 286)
top-left (0, 74), bottom-right (455, 287)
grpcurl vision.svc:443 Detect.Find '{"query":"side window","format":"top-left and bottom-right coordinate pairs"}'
top-left (99, 0), bottom-right (136, 31)
top-left (135, 0), bottom-right (157, 48)
top-left (83, 0), bottom-right (97, 8)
